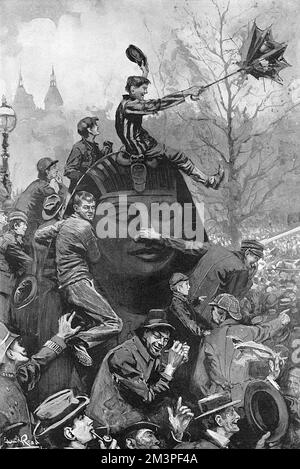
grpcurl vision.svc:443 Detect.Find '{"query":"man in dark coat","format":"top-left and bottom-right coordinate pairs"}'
top-left (136, 229), bottom-right (265, 326)
top-left (64, 117), bottom-right (113, 192)
top-left (192, 293), bottom-right (290, 404)
top-left (0, 314), bottom-right (80, 444)
top-left (167, 272), bottom-right (211, 400)
top-left (0, 211), bottom-right (33, 324)
top-left (87, 309), bottom-right (190, 432)
top-left (14, 157), bottom-right (67, 252)
top-left (168, 272), bottom-right (211, 340)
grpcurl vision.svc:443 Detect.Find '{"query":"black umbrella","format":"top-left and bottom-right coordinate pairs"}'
top-left (191, 21), bottom-right (290, 100)
top-left (238, 22), bottom-right (290, 84)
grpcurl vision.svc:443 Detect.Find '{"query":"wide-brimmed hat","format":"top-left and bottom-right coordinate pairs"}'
top-left (244, 379), bottom-right (289, 444)
top-left (0, 322), bottom-right (19, 364)
top-left (126, 44), bottom-right (148, 67)
top-left (241, 239), bottom-right (264, 259)
top-left (42, 194), bottom-right (63, 221)
top-left (33, 389), bottom-right (90, 439)
top-left (8, 211), bottom-right (28, 225)
top-left (142, 309), bottom-right (175, 332)
top-left (12, 275), bottom-right (38, 310)
top-left (195, 392), bottom-right (241, 420)
top-left (37, 157), bottom-right (58, 174)
top-left (169, 272), bottom-right (189, 289)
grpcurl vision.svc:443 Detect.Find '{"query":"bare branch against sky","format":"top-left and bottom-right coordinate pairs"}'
top-left (1, 0), bottom-right (300, 111)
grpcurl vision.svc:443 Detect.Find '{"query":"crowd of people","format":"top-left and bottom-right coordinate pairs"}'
top-left (0, 65), bottom-right (299, 450)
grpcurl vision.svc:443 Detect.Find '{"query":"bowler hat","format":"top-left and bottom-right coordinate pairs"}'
top-left (0, 322), bottom-right (19, 364)
top-left (116, 421), bottom-right (160, 448)
top-left (42, 194), bottom-right (63, 221)
top-left (169, 272), bottom-right (189, 289)
top-left (37, 157), bottom-right (58, 174)
top-left (8, 211), bottom-right (28, 225)
top-left (142, 309), bottom-right (175, 331)
top-left (126, 44), bottom-right (147, 67)
top-left (241, 239), bottom-right (264, 259)
top-left (244, 379), bottom-right (289, 444)
top-left (195, 392), bottom-right (241, 419)
top-left (33, 389), bottom-right (90, 439)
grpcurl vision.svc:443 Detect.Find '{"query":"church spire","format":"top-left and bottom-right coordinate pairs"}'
top-left (50, 65), bottom-right (56, 87)
top-left (44, 65), bottom-right (63, 111)
top-left (18, 69), bottom-right (23, 88)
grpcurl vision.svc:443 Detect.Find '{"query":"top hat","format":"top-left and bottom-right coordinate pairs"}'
top-left (126, 44), bottom-right (148, 67)
top-left (0, 322), bottom-right (19, 364)
top-left (241, 239), bottom-right (264, 259)
top-left (169, 272), bottom-right (189, 289)
top-left (33, 389), bottom-right (89, 439)
top-left (195, 392), bottom-right (241, 420)
top-left (142, 309), bottom-right (175, 332)
top-left (244, 379), bottom-right (289, 444)
top-left (42, 194), bottom-right (63, 221)
top-left (37, 157), bottom-right (58, 174)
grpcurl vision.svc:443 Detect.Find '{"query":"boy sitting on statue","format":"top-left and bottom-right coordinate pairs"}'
top-left (115, 61), bottom-right (224, 189)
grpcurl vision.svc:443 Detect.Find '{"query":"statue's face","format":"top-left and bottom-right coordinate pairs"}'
top-left (94, 195), bottom-right (180, 277)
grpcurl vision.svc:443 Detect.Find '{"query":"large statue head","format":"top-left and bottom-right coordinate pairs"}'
top-left (80, 154), bottom-right (205, 279)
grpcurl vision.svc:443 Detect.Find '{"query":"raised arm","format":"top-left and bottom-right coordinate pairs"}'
top-left (135, 228), bottom-right (209, 257)
top-left (125, 86), bottom-right (206, 116)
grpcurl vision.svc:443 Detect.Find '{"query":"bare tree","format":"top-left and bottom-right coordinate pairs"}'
top-left (147, 0), bottom-right (300, 246)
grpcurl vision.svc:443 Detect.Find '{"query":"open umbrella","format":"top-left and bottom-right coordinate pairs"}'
top-left (191, 21), bottom-right (290, 100)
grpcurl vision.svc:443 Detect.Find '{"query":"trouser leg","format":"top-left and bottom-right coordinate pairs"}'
top-left (145, 142), bottom-right (209, 184)
top-left (64, 279), bottom-right (122, 349)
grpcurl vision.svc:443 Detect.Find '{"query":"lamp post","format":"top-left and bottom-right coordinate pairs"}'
top-left (0, 95), bottom-right (17, 198)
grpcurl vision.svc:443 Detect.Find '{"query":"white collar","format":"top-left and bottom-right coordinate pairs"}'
top-left (206, 429), bottom-right (230, 448)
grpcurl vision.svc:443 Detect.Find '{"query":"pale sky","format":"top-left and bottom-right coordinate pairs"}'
top-left (1, 0), bottom-right (300, 112)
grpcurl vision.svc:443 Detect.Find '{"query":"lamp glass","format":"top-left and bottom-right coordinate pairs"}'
top-left (0, 105), bottom-right (17, 133)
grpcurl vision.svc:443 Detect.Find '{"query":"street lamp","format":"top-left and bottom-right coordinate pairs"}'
top-left (0, 95), bottom-right (17, 197)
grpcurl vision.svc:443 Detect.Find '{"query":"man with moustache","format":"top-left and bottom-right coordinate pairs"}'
top-left (14, 157), bottom-right (66, 252)
top-left (0, 314), bottom-right (80, 444)
top-left (192, 293), bottom-right (290, 404)
top-left (175, 392), bottom-right (271, 449)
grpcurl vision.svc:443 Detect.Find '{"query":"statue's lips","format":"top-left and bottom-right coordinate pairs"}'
top-left (128, 245), bottom-right (168, 262)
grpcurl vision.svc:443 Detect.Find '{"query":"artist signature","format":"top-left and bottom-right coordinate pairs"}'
top-left (3, 434), bottom-right (38, 448)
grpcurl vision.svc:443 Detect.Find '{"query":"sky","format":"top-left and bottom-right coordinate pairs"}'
top-left (1, 0), bottom-right (300, 112)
